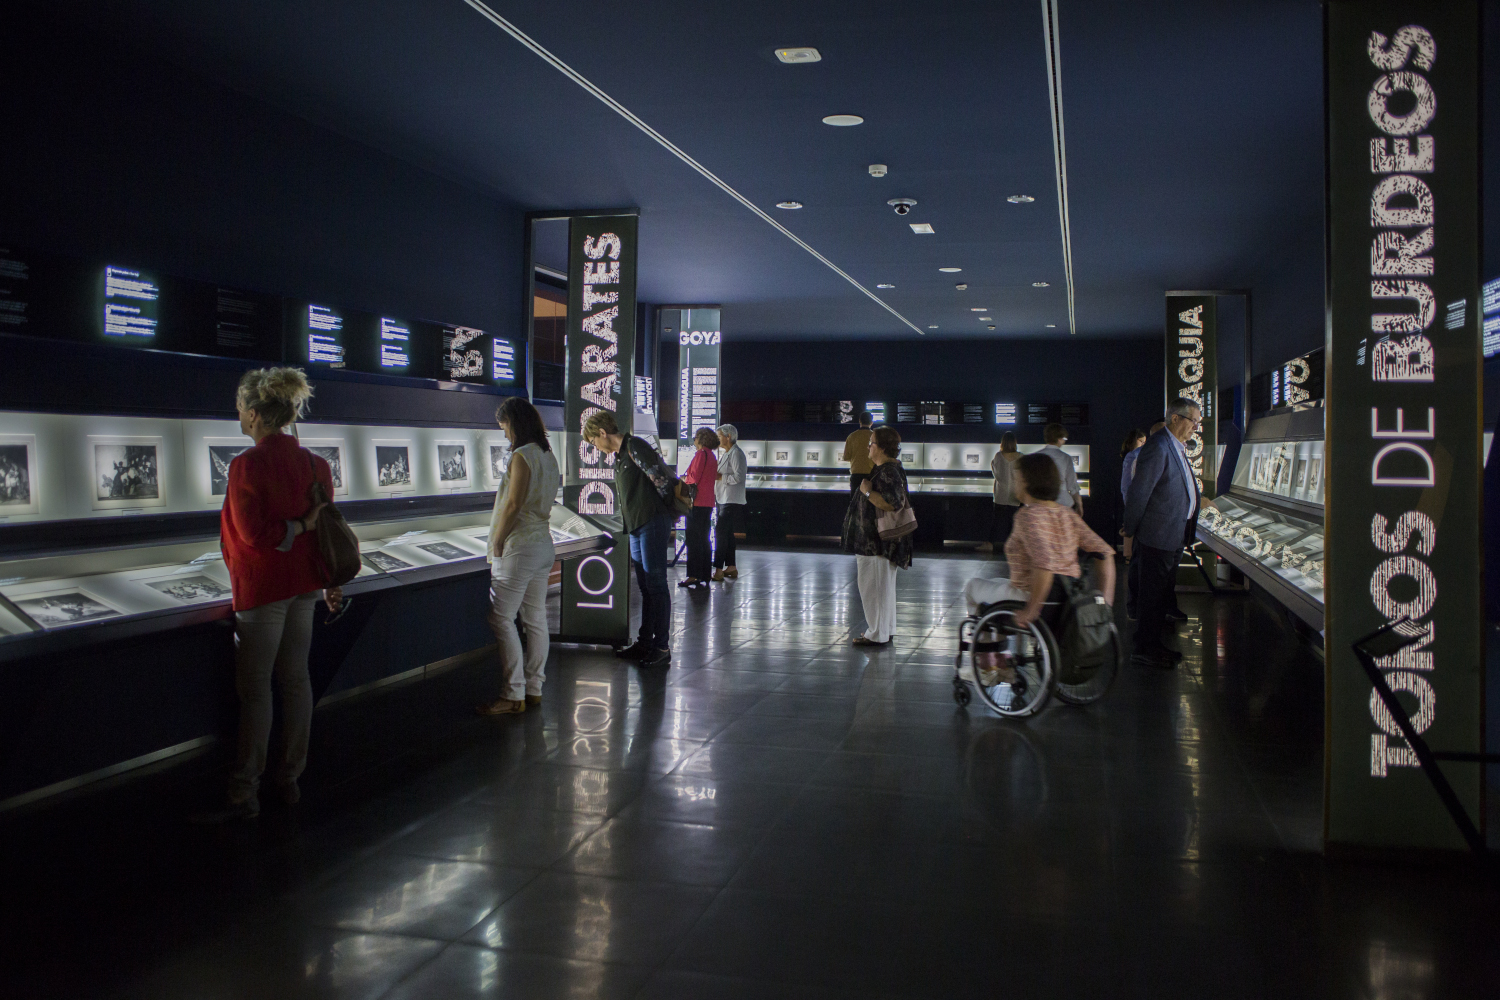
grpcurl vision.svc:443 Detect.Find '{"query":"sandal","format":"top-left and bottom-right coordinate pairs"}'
top-left (852, 636), bottom-right (890, 647)
top-left (476, 698), bottom-right (526, 715)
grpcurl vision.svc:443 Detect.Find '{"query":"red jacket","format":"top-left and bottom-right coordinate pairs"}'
top-left (221, 433), bottom-right (335, 611)
top-left (683, 448), bottom-right (718, 507)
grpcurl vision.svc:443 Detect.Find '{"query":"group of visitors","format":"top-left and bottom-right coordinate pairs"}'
top-left (677, 424), bottom-right (747, 587)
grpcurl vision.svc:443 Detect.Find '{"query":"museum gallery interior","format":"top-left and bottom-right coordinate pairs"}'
top-left (1, 1), bottom-right (1498, 997)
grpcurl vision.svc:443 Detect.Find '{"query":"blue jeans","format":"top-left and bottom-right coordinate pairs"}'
top-left (628, 511), bottom-right (673, 650)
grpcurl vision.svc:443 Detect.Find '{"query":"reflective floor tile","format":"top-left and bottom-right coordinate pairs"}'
top-left (709, 714), bottom-right (855, 751)
top-left (464, 872), bottom-right (717, 965)
top-left (545, 735), bottom-right (704, 773)
top-left (472, 764), bottom-right (647, 815)
top-left (612, 774), bottom-right (801, 828)
top-left (388, 802), bottom-right (602, 867)
top-left (380, 944), bottom-right (652, 1000)
top-left (672, 742), bottom-right (834, 784)
top-left (560, 815), bottom-right (764, 885)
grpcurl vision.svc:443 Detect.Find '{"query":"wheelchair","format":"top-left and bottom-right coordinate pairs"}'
top-left (952, 571), bottom-right (1121, 718)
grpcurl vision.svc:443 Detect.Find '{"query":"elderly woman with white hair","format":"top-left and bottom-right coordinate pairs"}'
top-left (712, 423), bottom-right (747, 581)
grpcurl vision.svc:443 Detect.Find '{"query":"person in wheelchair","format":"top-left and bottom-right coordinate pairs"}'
top-left (962, 453), bottom-right (1116, 685)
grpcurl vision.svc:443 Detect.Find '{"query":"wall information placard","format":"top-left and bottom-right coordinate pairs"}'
top-left (1325, 0), bottom-right (1482, 850)
top-left (672, 308), bottom-right (722, 464)
top-left (565, 215), bottom-right (637, 515)
top-left (1165, 295), bottom-right (1218, 497)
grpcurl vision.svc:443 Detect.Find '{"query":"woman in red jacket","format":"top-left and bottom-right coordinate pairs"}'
top-left (195, 367), bottom-right (342, 822)
top-left (679, 427), bottom-right (721, 589)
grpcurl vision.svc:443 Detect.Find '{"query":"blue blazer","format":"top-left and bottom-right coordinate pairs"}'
top-left (1122, 431), bottom-right (1199, 552)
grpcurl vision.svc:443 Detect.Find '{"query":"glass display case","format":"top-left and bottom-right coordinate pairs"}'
top-left (1195, 405), bottom-right (1325, 628)
top-left (0, 409), bottom-right (611, 646)
top-left (738, 439), bottom-right (1090, 496)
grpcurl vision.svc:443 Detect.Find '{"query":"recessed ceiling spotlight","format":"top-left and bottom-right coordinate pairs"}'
top-left (1045, 323), bottom-right (1057, 328)
top-left (775, 201), bottom-right (803, 210)
top-left (822, 114), bottom-right (864, 126)
top-left (909, 222), bottom-right (935, 234)
top-left (979, 317), bottom-right (993, 321)
top-left (969, 307), bottom-right (987, 311)
top-left (1007, 195), bottom-right (1036, 204)
top-left (1032, 281), bottom-right (1050, 287)
top-left (876, 283), bottom-right (895, 289)
top-left (776, 47), bottom-right (822, 64)
top-left (938, 267), bottom-right (962, 273)
top-left (954, 283), bottom-right (968, 290)
top-left (928, 324), bottom-right (939, 329)
top-left (987, 325), bottom-right (997, 330)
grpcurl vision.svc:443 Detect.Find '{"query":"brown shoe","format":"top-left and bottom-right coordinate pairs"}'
top-left (526, 695), bottom-right (542, 707)
top-left (724, 567), bottom-right (738, 579)
top-left (711, 569), bottom-right (726, 582)
top-left (477, 698), bottom-right (526, 715)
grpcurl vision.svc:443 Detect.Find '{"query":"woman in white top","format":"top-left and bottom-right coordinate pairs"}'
top-left (712, 423), bottom-right (748, 581)
top-left (982, 432), bottom-right (1021, 553)
top-left (478, 397), bottom-right (561, 716)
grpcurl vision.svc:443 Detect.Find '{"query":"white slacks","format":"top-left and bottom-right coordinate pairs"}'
top-left (229, 591), bottom-right (318, 805)
top-left (963, 577), bottom-right (1029, 616)
top-left (856, 554), bottom-right (898, 643)
top-left (488, 537), bottom-right (555, 701)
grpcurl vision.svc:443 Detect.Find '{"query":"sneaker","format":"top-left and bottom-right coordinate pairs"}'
top-left (639, 647), bottom-right (671, 668)
top-left (615, 641), bottom-right (651, 660)
top-left (477, 698), bottom-right (526, 715)
top-left (189, 798), bottom-right (259, 824)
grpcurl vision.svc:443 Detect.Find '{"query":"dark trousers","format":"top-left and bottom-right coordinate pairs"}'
top-left (1126, 552), bottom-right (1141, 617)
top-left (1133, 542), bottom-right (1180, 656)
top-left (686, 506), bottom-right (713, 580)
top-left (714, 503), bottom-right (741, 569)
top-left (990, 503), bottom-right (1017, 548)
top-left (628, 512), bottom-right (673, 650)
top-left (850, 472), bottom-right (870, 493)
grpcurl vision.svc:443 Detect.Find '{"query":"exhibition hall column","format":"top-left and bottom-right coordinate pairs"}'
top-left (1324, 0), bottom-right (1484, 851)
top-left (662, 307), bottom-right (722, 474)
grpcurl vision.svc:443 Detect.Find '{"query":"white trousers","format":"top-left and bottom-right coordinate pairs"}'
top-left (856, 554), bottom-right (898, 642)
top-left (488, 537), bottom-right (555, 701)
top-left (964, 577), bottom-right (1028, 616)
top-left (230, 591), bottom-right (318, 805)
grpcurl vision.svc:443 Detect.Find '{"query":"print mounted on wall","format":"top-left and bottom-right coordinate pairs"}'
top-left (487, 441), bottom-right (510, 485)
top-left (0, 434), bottom-right (40, 515)
top-left (435, 441), bottom-right (471, 488)
top-left (299, 438), bottom-right (349, 496)
top-left (204, 438), bottom-right (252, 498)
top-left (89, 436), bottom-right (166, 510)
top-left (371, 441), bottom-right (413, 493)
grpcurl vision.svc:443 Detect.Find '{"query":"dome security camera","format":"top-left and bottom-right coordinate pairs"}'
top-left (888, 197), bottom-right (917, 216)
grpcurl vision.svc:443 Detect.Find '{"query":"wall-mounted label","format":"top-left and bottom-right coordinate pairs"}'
top-left (1325, 0), bottom-right (1482, 850)
top-left (1164, 295), bottom-right (1218, 496)
top-left (1483, 276), bottom-right (1500, 357)
top-left (635, 375), bottom-right (655, 413)
top-left (378, 317), bottom-right (411, 370)
top-left (565, 216), bottom-right (637, 514)
top-left (865, 402), bottom-right (887, 424)
top-left (102, 266), bottom-right (159, 338)
top-left (305, 304), bottom-right (345, 366)
top-left (994, 403), bottom-right (1017, 425)
top-left (492, 336), bottom-right (516, 382)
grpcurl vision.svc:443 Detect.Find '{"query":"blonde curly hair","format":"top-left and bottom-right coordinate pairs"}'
top-left (236, 367), bottom-right (313, 430)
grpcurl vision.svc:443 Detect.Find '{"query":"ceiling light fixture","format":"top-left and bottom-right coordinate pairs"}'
top-left (822, 114), bottom-right (864, 126)
top-left (969, 307), bottom-right (987, 311)
top-left (938, 267), bottom-right (962, 273)
top-left (1032, 281), bottom-right (1050, 287)
top-left (1007, 194), bottom-right (1035, 204)
top-left (954, 283), bottom-right (968, 290)
top-left (928, 324), bottom-right (939, 329)
top-left (1045, 323), bottom-right (1057, 328)
top-left (909, 223), bottom-right (934, 234)
top-left (775, 47), bottom-right (822, 63)
top-left (988, 325), bottom-right (997, 330)
top-left (775, 201), bottom-right (803, 210)
top-left (876, 283), bottom-right (894, 289)
top-left (979, 317), bottom-right (993, 321)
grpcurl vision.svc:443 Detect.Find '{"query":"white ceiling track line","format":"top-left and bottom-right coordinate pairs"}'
top-left (461, 0), bottom-right (928, 336)
top-left (1040, 0), bottom-right (1077, 335)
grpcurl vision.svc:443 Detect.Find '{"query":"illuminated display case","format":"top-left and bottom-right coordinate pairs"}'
top-left (1195, 405), bottom-right (1325, 628)
top-left (738, 440), bottom-right (1091, 496)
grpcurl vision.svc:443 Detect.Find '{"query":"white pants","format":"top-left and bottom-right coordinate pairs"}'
top-left (964, 577), bottom-right (1028, 616)
top-left (488, 537), bottom-right (555, 701)
top-left (230, 591), bottom-right (318, 805)
top-left (856, 554), bottom-right (898, 642)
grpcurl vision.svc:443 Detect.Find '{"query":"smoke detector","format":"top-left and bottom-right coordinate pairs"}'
top-left (954, 283), bottom-right (968, 291)
top-left (869, 164), bottom-right (888, 178)
top-left (776, 47), bottom-right (822, 64)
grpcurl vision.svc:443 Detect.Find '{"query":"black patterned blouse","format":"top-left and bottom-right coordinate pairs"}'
top-left (840, 461), bottom-right (913, 568)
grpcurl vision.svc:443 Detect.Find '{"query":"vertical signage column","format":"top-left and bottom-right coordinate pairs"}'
top-left (1325, 1), bottom-right (1482, 849)
top-left (675, 308), bottom-right (722, 472)
top-left (1165, 295), bottom-right (1219, 496)
top-left (564, 216), bottom-right (637, 512)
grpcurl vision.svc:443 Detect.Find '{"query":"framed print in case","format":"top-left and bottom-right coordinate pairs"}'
top-left (89, 436), bottom-right (166, 510)
top-left (371, 440), bottom-right (413, 493)
top-left (435, 440), bottom-right (471, 488)
top-left (11, 588), bottom-right (127, 628)
top-left (204, 437), bottom-right (252, 499)
top-left (0, 433), bottom-right (40, 516)
top-left (300, 438), bottom-right (349, 497)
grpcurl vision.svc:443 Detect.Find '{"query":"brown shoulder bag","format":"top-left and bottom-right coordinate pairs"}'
top-left (305, 452), bottom-right (362, 587)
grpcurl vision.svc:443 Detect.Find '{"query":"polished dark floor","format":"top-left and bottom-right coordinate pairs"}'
top-left (3, 548), bottom-right (1498, 999)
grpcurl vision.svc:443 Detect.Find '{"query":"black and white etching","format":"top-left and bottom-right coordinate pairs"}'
top-left (437, 443), bottom-right (469, 484)
top-left (363, 550), bottom-right (412, 573)
top-left (375, 445), bottom-right (412, 489)
top-left (14, 591), bottom-right (123, 627)
top-left (94, 442), bottom-right (161, 504)
top-left (147, 575), bottom-right (232, 602)
top-left (209, 445), bottom-right (250, 497)
top-left (417, 541), bottom-right (472, 561)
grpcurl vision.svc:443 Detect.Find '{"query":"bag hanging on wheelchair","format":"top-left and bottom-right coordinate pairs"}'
top-left (1057, 574), bottom-right (1113, 681)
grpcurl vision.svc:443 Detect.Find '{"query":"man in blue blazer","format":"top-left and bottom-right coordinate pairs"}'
top-left (1121, 398), bottom-right (1203, 668)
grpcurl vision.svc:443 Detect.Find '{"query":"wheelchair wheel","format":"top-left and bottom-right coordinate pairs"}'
top-left (1051, 622), bottom-right (1122, 706)
top-left (966, 603), bottom-right (1053, 718)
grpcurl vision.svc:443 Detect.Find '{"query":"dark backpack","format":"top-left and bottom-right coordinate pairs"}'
top-left (1055, 573), bottom-right (1115, 682)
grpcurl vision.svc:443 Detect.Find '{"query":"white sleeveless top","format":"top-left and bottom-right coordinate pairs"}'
top-left (491, 442), bottom-right (560, 558)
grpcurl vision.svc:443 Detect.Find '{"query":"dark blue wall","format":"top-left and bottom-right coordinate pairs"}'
top-left (0, 9), bottom-right (525, 341)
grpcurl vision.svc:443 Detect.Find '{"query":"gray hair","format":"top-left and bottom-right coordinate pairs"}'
top-left (1166, 397), bottom-right (1200, 421)
top-left (715, 423), bottom-right (738, 443)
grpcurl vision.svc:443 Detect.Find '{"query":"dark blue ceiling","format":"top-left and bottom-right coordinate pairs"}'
top-left (67, 1), bottom-right (1484, 351)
